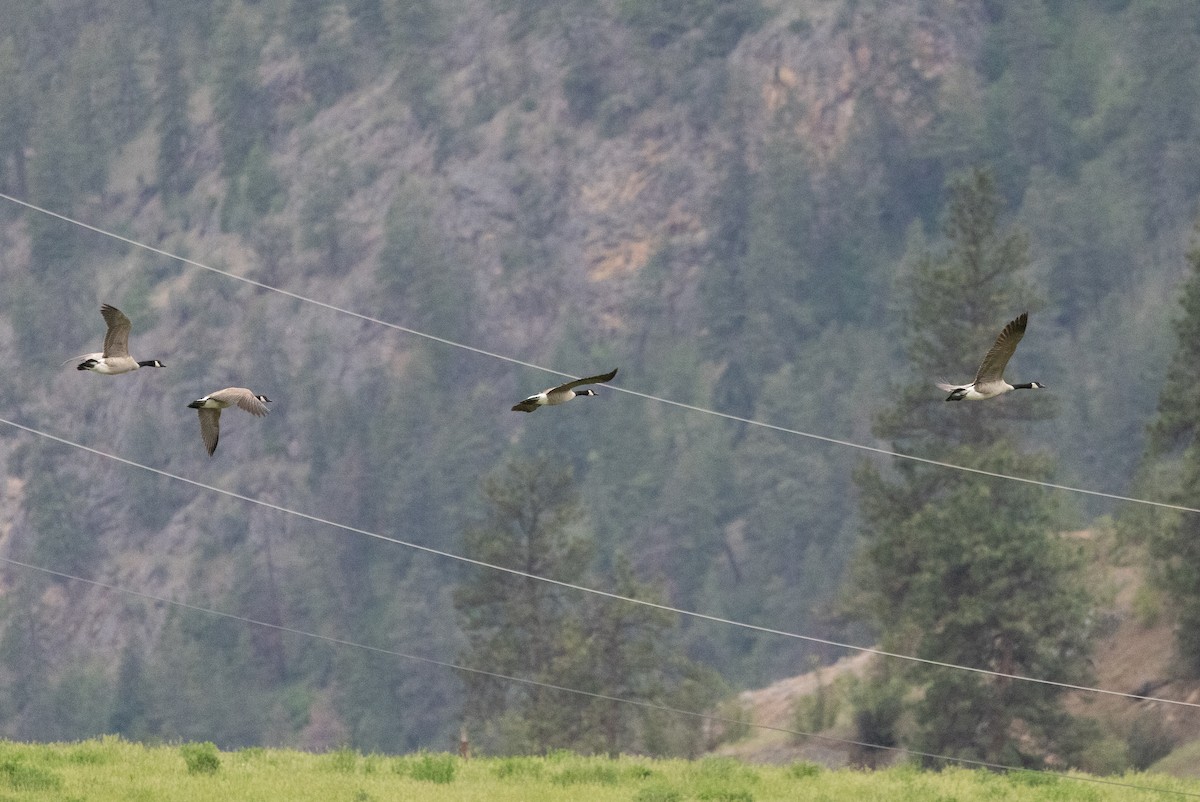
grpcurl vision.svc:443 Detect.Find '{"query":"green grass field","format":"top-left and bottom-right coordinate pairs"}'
top-left (0, 737), bottom-right (1193, 801)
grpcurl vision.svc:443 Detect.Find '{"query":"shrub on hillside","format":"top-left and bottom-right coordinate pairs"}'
top-left (180, 742), bottom-right (221, 775)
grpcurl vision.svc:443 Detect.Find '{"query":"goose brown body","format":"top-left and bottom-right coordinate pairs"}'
top-left (188, 388), bottom-right (271, 455)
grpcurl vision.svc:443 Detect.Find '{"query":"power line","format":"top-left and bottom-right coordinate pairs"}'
top-left (0, 413), bottom-right (1194, 714)
top-left (0, 190), bottom-right (1194, 516)
top-left (4, 556), bottom-right (1195, 799)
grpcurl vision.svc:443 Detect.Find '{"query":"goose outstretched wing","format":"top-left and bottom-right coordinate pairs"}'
top-left (100, 304), bottom-right (132, 358)
top-left (553, 368), bottom-right (618, 393)
top-left (972, 313), bottom-right (1027, 386)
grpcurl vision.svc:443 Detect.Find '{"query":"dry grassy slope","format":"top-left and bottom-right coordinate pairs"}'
top-left (713, 531), bottom-right (1200, 770)
top-left (1067, 557), bottom-right (1200, 749)
top-left (713, 651), bottom-right (873, 767)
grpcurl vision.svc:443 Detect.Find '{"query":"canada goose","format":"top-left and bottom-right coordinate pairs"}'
top-left (511, 368), bottom-right (618, 413)
top-left (187, 388), bottom-right (271, 456)
top-left (68, 304), bottom-right (165, 374)
top-left (937, 312), bottom-right (1045, 401)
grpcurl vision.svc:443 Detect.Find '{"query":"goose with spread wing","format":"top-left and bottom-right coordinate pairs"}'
top-left (188, 388), bottom-right (272, 455)
top-left (511, 368), bottom-right (618, 412)
top-left (69, 304), bottom-right (165, 374)
top-left (937, 313), bottom-right (1044, 401)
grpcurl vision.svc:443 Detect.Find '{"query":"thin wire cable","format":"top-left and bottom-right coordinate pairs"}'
top-left (0, 414), bottom-right (1194, 713)
top-left (4, 555), bottom-right (1195, 800)
top-left (0, 190), bottom-right (1194, 516)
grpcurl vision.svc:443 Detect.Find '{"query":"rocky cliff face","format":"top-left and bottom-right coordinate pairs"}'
top-left (0, 0), bottom-right (984, 745)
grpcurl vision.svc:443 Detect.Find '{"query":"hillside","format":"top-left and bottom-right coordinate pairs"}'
top-left (0, 0), bottom-right (1198, 759)
top-left (716, 528), bottom-right (1200, 775)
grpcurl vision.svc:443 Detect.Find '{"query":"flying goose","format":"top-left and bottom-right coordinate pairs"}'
top-left (68, 304), bottom-right (165, 374)
top-left (511, 368), bottom-right (618, 413)
top-left (937, 312), bottom-right (1045, 401)
top-left (187, 388), bottom-right (271, 456)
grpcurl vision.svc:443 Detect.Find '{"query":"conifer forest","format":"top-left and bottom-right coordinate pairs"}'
top-left (1, 0), bottom-right (1200, 772)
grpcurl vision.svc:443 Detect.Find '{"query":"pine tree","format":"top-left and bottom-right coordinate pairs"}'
top-left (156, 28), bottom-right (191, 198)
top-left (454, 457), bottom-right (594, 754)
top-left (213, 4), bottom-right (269, 177)
top-left (299, 160), bottom-right (352, 268)
top-left (0, 37), bottom-right (31, 196)
top-left (1141, 242), bottom-right (1200, 671)
top-left (454, 459), bottom-right (706, 756)
top-left (576, 554), bottom-right (675, 757)
top-left (109, 638), bottom-right (150, 738)
top-left (853, 168), bottom-right (1092, 765)
top-left (377, 181), bottom-right (475, 343)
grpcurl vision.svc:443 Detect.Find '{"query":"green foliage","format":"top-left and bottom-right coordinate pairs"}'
top-left (1149, 244), bottom-right (1200, 455)
top-left (377, 180), bottom-right (475, 342)
top-left (699, 3), bottom-right (767, 58)
top-left (981, 0), bottom-right (1078, 187)
top-left (0, 759), bottom-right (62, 791)
top-left (221, 143), bottom-right (285, 232)
top-left (1125, 708), bottom-right (1178, 771)
top-left (1019, 162), bottom-right (1140, 324)
top-left (326, 746), bottom-right (358, 773)
top-left (305, 5), bottom-right (359, 106)
top-left (563, 61), bottom-right (606, 122)
top-left (76, 20), bottom-right (151, 148)
top-left (1121, 0), bottom-right (1200, 237)
top-left (847, 674), bottom-right (904, 767)
top-left (454, 457), bottom-right (595, 754)
top-left (713, 142), bottom-right (818, 373)
top-left (41, 663), bottom-right (113, 742)
top-left (493, 756), bottom-right (544, 779)
top-left (385, 0), bottom-right (447, 127)
top-left (786, 762), bottom-right (821, 779)
top-left (689, 757), bottom-right (759, 789)
top-left (575, 554), bottom-right (678, 757)
top-left (635, 785), bottom-right (683, 802)
top-left (407, 752), bottom-right (458, 783)
top-left (25, 81), bottom-right (106, 264)
top-left (147, 602), bottom-right (274, 747)
top-left (1129, 581), bottom-right (1161, 627)
top-left (0, 37), bottom-right (31, 194)
top-left (66, 743), bottom-right (115, 765)
top-left (299, 159), bottom-right (354, 268)
top-left (689, 757), bottom-right (758, 801)
top-left (240, 144), bottom-right (285, 215)
top-left (618, 0), bottom-right (753, 50)
top-left (551, 762), bottom-right (620, 785)
top-left (712, 697), bottom-right (752, 745)
top-left (1074, 734), bottom-right (1129, 777)
top-left (791, 670), bottom-right (841, 735)
top-left (854, 169), bottom-right (1092, 765)
top-left (696, 789), bottom-right (753, 802)
top-left (618, 0), bottom-right (704, 44)
top-left (455, 461), bottom-right (710, 758)
top-left (155, 28), bottom-right (192, 198)
top-left (19, 444), bottom-right (97, 579)
top-left (0, 740), bottom-right (1180, 799)
top-left (213, 4), bottom-right (269, 176)
top-left (1140, 244), bottom-right (1200, 672)
top-left (5, 0), bottom-right (1200, 764)
top-left (179, 742), bottom-right (221, 775)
